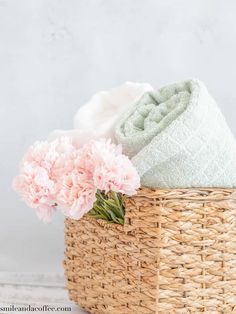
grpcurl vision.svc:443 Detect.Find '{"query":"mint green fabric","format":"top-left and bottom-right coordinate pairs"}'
top-left (115, 79), bottom-right (236, 188)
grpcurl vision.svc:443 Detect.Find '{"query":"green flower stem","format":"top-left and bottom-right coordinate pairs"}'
top-left (88, 190), bottom-right (126, 225)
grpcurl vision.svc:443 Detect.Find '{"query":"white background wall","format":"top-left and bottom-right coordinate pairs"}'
top-left (1, 0), bottom-right (236, 273)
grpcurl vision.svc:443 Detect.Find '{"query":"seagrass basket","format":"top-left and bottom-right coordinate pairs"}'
top-left (64, 187), bottom-right (236, 313)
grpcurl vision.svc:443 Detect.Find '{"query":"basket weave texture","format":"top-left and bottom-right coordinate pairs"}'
top-left (64, 188), bottom-right (236, 313)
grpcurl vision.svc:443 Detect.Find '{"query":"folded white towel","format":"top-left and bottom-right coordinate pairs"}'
top-left (48, 82), bottom-right (153, 146)
top-left (115, 79), bottom-right (236, 188)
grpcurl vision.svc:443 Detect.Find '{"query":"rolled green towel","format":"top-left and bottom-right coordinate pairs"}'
top-left (115, 79), bottom-right (236, 188)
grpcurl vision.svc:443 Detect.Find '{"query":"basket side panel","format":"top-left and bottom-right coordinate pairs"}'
top-left (64, 219), bottom-right (79, 303)
top-left (157, 190), bottom-right (236, 313)
top-left (64, 195), bottom-right (160, 314)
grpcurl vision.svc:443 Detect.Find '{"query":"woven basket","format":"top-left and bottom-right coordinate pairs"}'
top-left (64, 187), bottom-right (236, 313)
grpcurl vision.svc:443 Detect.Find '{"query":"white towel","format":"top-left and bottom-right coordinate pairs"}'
top-left (48, 82), bottom-right (153, 146)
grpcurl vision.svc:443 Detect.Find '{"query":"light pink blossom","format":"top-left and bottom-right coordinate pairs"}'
top-left (58, 171), bottom-right (96, 220)
top-left (56, 139), bottom-right (140, 218)
top-left (77, 139), bottom-right (122, 177)
top-left (13, 137), bottom-right (140, 223)
top-left (93, 149), bottom-right (140, 195)
top-left (12, 137), bottom-right (76, 222)
top-left (79, 139), bottom-right (140, 195)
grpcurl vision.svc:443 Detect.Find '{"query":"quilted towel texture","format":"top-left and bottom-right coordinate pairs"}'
top-left (115, 79), bottom-right (236, 188)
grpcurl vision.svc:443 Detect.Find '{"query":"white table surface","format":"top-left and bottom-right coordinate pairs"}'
top-left (0, 272), bottom-right (88, 314)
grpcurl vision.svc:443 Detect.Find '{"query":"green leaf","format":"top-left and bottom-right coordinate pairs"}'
top-left (88, 191), bottom-right (125, 225)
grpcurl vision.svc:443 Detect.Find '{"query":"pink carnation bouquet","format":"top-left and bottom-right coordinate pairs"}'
top-left (13, 138), bottom-right (140, 224)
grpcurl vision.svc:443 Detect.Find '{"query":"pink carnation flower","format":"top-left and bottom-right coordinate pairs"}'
top-left (12, 137), bottom-right (76, 222)
top-left (93, 154), bottom-right (140, 195)
top-left (13, 137), bottom-right (140, 223)
top-left (58, 171), bottom-right (96, 220)
top-left (79, 139), bottom-right (140, 195)
top-left (77, 139), bottom-right (122, 177)
top-left (56, 139), bottom-right (140, 219)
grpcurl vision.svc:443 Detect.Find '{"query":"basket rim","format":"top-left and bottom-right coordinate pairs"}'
top-left (137, 186), bottom-right (236, 200)
top-left (65, 187), bottom-right (236, 230)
